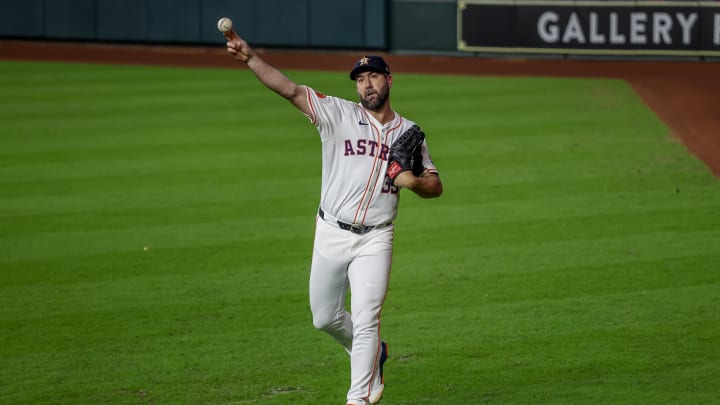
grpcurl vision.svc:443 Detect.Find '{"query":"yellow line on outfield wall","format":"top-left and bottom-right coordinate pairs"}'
top-left (457, 43), bottom-right (720, 57)
top-left (461, 0), bottom-right (718, 5)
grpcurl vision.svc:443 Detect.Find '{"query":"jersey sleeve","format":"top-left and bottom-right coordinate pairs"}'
top-left (419, 139), bottom-right (438, 175)
top-left (304, 86), bottom-right (354, 142)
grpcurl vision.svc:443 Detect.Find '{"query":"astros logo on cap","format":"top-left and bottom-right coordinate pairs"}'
top-left (349, 55), bottom-right (390, 80)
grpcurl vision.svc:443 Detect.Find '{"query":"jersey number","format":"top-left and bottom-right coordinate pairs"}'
top-left (381, 176), bottom-right (399, 194)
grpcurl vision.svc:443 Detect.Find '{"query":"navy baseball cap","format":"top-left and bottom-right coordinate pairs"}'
top-left (349, 56), bottom-right (390, 80)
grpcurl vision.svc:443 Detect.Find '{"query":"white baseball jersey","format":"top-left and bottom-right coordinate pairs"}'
top-left (303, 86), bottom-right (437, 226)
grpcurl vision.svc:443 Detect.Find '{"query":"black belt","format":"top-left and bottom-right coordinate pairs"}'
top-left (318, 208), bottom-right (392, 235)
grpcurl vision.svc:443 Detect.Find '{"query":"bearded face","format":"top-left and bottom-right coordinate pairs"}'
top-left (356, 72), bottom-right (391, 111)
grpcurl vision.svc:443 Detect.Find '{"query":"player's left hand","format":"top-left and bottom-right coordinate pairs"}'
top-left (387, 125), bottom-right (425, 185)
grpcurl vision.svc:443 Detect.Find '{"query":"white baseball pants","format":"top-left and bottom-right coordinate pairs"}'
top-left (309, 217), bottom-right (393, 403)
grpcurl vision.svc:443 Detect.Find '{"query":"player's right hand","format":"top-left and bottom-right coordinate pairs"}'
top-left (226, 37), bottom-right (252, 63)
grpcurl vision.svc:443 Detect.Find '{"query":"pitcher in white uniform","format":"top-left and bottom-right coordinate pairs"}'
top-left (226, 36), bottom-right (443, 405)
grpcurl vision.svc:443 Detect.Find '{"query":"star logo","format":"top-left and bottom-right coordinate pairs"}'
top-left (359, 57), bottom-right (370, 65)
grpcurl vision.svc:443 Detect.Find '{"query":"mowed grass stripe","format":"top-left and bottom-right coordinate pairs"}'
top-left (3, 177), bottom-right (717, 262)
top-left (3, 187), bottom-right (716, 238)
top-left (1, 60), bottom-right (719, 404)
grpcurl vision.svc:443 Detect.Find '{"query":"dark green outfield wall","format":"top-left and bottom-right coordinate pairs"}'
top-left (390, 0), bottom-right (457, 52)
top-left (0, 0), bottom-right (454, 52)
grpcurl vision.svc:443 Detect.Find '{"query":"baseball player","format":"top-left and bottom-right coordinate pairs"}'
top-left (225, 34), bottom-right (443, 405)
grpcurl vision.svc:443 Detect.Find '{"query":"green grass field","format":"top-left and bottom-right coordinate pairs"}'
top-left (1, 60), bottom-right (719, 404)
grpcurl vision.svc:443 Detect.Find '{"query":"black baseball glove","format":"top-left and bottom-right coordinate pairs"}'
top-left (387, 125), bottom-right (425, 184)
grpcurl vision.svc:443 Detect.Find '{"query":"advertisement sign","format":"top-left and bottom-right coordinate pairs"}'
top-left (458, 0), bottom-right (720, 56)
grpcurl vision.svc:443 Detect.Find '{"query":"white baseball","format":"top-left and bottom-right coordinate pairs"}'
top-left (217, 17), bottom-right (233, 33)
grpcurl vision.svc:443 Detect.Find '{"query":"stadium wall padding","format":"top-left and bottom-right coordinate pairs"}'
top-left (0, 0), bottom-right (390, 49)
